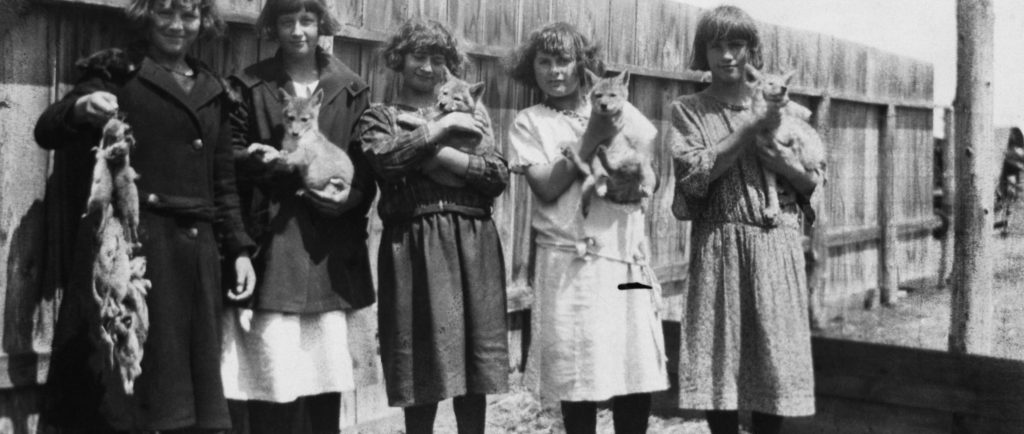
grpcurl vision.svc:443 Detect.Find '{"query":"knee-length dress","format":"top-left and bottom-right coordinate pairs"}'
top-left (357, 103), bottom-right (510, 407)
top-left (669, 92), bottom-right (819, 416)
top-left (509, 103), bottom-right (668, 403)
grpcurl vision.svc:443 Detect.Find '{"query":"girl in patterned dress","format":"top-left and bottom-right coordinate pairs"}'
top-left (356, 19), bottom-right (510, 434)
top-left (507, 22), bottom-right (668, 434)
top-left (669, 5), bottom-right (823, 434)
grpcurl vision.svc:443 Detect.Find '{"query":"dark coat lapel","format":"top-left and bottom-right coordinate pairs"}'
top-left (136, 57), bottom-right (224, 130)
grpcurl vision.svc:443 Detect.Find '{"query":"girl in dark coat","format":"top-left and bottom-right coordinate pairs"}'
top-left (34, 0), bottom-right (255, 431)
top-left (357, 19), bottom-right (510, 434)
top-left (219, 0), bottom-right (376, 432)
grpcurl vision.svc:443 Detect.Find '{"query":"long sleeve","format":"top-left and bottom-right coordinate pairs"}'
top-left (346, 91), bottom-right (376, 214)
top-left (357, 105), bottom-right (438, 183)
top-left (668, 99), bottom-right (718, 199)
top-left (215, 93), bottom-right (255, 258)
top-left (34, 75), bottom-right (113, 150)
top-left (463, 104), bottom-right (509, 198)
top-left (227, 77), bottom-right (296, 187)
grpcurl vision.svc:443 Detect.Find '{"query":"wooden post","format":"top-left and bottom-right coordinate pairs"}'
top-left (877, 104), bottom-right (899, 306)
top-left (807, 95), bottom-right (832, 329)
top-left (938, 107), bottom-right (956, 287)
top-left (949, 0), bottom-right (995, 356)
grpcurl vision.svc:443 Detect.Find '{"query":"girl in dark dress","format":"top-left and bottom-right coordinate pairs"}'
top-left (34, 0), bottom-right (254, 431)
top-left (356, 19), bottom-right (510, 434)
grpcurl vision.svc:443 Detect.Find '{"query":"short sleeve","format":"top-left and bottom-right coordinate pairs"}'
top-left (507, 113), bottom-right (549, 170)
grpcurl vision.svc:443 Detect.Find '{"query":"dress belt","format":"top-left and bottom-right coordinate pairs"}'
top-left (383, 201), bottom-right (490, 223)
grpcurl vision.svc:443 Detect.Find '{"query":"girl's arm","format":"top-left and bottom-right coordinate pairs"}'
top-left (755, 143), bottom-right (822, 196)
top-left (357, 105), bottom-right (440, 182)
top-left (508, 115), bottom-right (580, 202)
top-left (428, 105), bottom-right (509, 197)
top-left (227, 77), bottom-right (298, 185)
top-left (213, 98), bottom-right (257, 259)
top-left (522, 158), bottom-right (580, 203)
top-left (669, 99), bottom-right (774, 198)
top-left (707, 119), bottom-right (759, 181)
top-left (34, 76), bottom-right (115, 150)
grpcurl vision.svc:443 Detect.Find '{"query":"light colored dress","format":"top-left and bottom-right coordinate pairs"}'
top-left (669, 91), bottom-right (818, 416)
top-left (510, 103), bottom-right (668, 403)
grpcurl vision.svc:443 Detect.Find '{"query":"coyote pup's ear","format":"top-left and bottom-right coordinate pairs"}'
top-left (618, 70), bottom-right (631, 86)
top-left (584, 69), bottom-right (602, 86)
top-left (781, 69), bottom-right (797, 85)
top-left (743, 63), bottom-right (762, 84)
top-left (278, 88), bottom-right (292, 103)
top-left (469, 81), bottom-right (486, 102)
top-left (310, 88), bottom-right (324, 107)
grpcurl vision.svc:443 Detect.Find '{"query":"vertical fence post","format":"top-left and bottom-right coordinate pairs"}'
top-left (938, 107), bottom-right (956, 287)
top-left (877, 104), bottom-right (899, 307)
top-left (807, 95), bottom-right (832, 328)
top-left (949, 0), bottom-right (995, 357)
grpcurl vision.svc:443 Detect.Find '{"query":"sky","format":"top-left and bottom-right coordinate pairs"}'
top-left (678, 0), bottom-right (1024, 129)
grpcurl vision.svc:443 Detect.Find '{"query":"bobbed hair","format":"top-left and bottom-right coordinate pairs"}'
top-left (689, 5), bottom-right (764, 71)
top-left (124, 0), bottom-right (225, 41)
top-left (381, 19), bottom-right (466, 78)
top-left (256, 0), bottom-right (341, 41)
top-left (506, 22), bottom-right (604, 92)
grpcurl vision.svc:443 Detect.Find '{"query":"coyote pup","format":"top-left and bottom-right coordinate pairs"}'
top-left (747, 65), bottom-right (826, 226)
top-left (561, 70), bottom-right (658, 216)
top-left (249, 88), bottom-right (355, 193)
top-left (397, 67), bottom-right (494, 187)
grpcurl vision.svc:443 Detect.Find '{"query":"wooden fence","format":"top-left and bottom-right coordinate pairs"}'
top-left (0, 0), bottom-right (937, 430)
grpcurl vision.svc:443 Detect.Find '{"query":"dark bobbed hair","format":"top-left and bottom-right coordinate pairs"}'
top-left (506, 22), bottom-right (604, 92)
top-left (381, 19), bottom-right (466, 77)
top-left (256, 0), bottom-right (341, 41)
top-left (689, 5), bottom-right (764, 71)
top-left (125, 0), bottom-right (225, 41)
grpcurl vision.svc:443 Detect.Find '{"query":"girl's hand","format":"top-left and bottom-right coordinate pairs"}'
top-left (299, 183), bottom-right (353, 217)
top-left (433, 112), bottom-right (485, 136)
top-left (397, 112), bottom-right (428, 129)
top-left (247, 143), bottom-right (283, 165)
top-left (227, 253), bottom-right (256, 302)
top-left (73, 91), bottom-right (119, 127)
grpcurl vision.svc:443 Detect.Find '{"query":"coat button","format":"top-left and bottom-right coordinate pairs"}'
top-left (186, 227), bottom-right (199, 239)
top-left (147, 193), bottom-right (160, 204)
top-left (192, 139), bottom-right (203, 150)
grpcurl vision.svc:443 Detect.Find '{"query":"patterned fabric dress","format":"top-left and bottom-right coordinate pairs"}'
top-left (669, 91), bottom-right (819, 416)
top-left (357, 103), bottom-right (510, 407)
top-left (510, 103), bottom-right (668, 403)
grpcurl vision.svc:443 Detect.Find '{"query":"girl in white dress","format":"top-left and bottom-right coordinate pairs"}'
top-left (506, 21), bottom-right (668, 434)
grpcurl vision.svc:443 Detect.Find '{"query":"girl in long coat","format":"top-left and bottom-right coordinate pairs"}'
top-left (669, 6), bottom-right (822, 434)
top-left (357, 19), bottom-right (510, 434)
top-left (34, 0), bottom-right (254, 430)
top-left (219, 0), bottom-right (377, 432)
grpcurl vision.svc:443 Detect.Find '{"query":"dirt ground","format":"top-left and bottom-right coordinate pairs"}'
top-left (346, 227), bottom-right (1024, 433)
top-left (815, 228), bottom-right (1024, 361)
